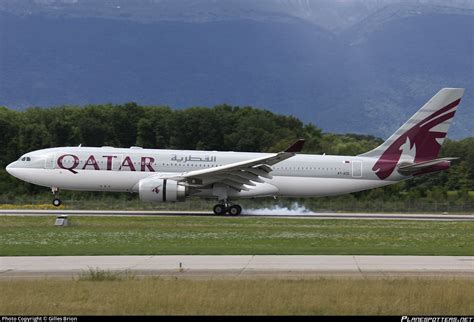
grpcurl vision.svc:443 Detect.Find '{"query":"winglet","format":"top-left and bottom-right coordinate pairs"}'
top-left (284, 139), bottom-right (305, 153)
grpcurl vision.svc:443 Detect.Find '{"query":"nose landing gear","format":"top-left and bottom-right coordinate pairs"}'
top-left (51, 187), bottom-right (62, 207)
top-left (52, 198), bottom-right (62, 207)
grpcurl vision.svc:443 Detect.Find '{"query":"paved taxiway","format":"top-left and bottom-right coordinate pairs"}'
top-left (0, 256), bottom-right (472, 278)
top-left (1, 209), bottom-right (473, 221)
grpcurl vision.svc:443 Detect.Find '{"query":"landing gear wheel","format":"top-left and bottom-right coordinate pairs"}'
top-left (228, 205), bottom-right (242, 216)
top-left (52, 198), bottom-right (62, 207)
top-left (51, 187), bottom-right (61, 207)
top-left (213, 204), bottom-right (227, 215)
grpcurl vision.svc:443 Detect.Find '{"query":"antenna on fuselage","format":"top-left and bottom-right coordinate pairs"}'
top-left (78, 144), bottom-right (82, 147)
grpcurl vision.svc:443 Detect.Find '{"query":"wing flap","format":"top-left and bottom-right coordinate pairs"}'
top-left (233, 170), bottom-right (264, 183)
top-left (247, 167), bottom-right (273, 179)
top-left (215, 174), bottom-right (257, 186)
top-left (221, 179), bottom-right (250, 191)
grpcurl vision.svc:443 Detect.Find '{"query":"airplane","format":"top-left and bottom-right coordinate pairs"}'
top-left (6, 88), bottom-right (464, 216)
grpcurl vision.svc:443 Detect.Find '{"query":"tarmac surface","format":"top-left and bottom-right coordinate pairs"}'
top-left (0, 255), bottom-right (472, 279)
top-left (1, 209), bottom-right (473, 221)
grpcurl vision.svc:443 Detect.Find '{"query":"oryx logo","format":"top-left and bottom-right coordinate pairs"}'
top-left (373, 99), bottom-right (460, 180)
top-left (152, 185), bottom-right (161, 194)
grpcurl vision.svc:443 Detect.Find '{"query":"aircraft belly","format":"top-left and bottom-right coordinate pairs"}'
top-left (192, 176), bottom-right (393, 199)
top-left (270, 176), bottom-right (393, 197)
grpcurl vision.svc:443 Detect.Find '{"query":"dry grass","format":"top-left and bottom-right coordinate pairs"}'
top-left (77, 267), bottom-right (136, 281)
top-left (0, 277), bottom-right (472, 315)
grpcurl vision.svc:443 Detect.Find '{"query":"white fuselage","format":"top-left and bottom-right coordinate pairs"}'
top-left (6, 146), bottom-right (402, 199)
top-left (5, 89), bottom-right (463, 209)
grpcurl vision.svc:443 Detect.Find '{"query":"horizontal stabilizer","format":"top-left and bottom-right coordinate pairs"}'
top-left (397, 158), bottom-right (457, 175)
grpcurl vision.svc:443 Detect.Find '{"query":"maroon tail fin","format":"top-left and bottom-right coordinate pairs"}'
top-left (359, 88), bottom-right (464, 180)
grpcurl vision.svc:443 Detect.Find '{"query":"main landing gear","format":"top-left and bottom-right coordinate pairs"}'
top-left (51, 187), bottom-right (62, 207)
top-left (213, 202), bottom-right (242, 216)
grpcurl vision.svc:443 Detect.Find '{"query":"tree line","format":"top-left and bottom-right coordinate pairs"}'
top-left (0, 103), bottom-right (473, 202)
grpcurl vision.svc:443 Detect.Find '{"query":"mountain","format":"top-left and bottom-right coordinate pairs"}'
top-left (0, 0), bottom-right (473, 139)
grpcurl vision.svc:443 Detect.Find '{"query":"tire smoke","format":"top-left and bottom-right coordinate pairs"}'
top-left (243, 203), bottom-right (315, 216)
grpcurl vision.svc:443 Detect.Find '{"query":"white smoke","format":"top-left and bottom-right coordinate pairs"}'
top-left (244, 203), bottom-right (317, 216)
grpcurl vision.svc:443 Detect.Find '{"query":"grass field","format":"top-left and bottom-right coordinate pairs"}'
top-left (0, 277), bottom-right (472, 315)
top-left (1, 215), bottom-right (472, 256)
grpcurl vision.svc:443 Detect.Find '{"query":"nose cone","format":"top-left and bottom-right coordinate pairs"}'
top-left (6, 161), bottom-right (19, 177)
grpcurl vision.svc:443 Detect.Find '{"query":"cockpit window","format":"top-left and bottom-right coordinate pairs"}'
top-left (20, 156), bottom-right (31, 161)
top-left (21, 157), bottom-right (25, 161)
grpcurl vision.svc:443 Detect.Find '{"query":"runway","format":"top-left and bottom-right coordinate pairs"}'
top-left (0, 255), bottom-right (472, 278)
top-left (1, 209), bottom-right (473, 221)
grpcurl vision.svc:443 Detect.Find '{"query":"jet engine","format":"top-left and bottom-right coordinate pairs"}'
top-left (139, 178), bottom-right (186, 202)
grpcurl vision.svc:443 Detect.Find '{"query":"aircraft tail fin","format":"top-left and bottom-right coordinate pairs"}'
top-left (359, 88), bottom-right (464, 180)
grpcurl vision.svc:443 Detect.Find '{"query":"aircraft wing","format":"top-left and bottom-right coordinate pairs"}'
top-left (164, 139), bottom-right (305, 191)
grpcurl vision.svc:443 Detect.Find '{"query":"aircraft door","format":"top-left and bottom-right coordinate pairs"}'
top-left (45, 154), bottom-right (55, 169)
top-left (352, 161), bottom-right (362, 177)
